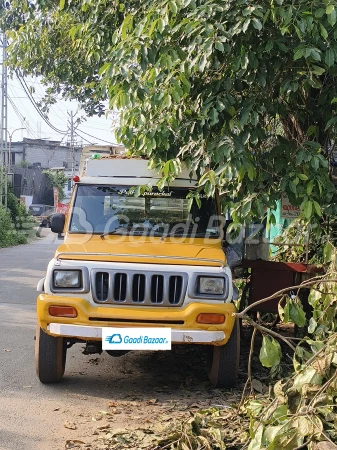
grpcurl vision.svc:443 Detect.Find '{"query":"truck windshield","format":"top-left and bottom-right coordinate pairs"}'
top-left (69, 185), bottom-right (220, 238)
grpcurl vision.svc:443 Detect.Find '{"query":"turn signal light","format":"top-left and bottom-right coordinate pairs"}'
top-left (49, 306), bottom-right (77, 318)
top-left (197, 313), bottom-right (225, 324)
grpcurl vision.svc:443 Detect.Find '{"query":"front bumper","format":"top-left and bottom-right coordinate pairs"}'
top-left (37, 294), bottom-right (236, 346)
top-left (48, 323), bottom-right (225, 344)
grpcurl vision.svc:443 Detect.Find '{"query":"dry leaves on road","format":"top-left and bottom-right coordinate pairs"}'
top-left (64, 421), bottom-right (77, 430)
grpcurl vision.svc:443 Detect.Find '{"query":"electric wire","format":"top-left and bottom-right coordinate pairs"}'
top-left (74, 131), bottom-right (95, 144)
top-left (2, 34), bottom-right (116, 144)
top-left (15, 71), bottom-right (67, 134)
top-left (76, 128), bottom-right (117, 144)
top-left (8, 94), bottom-right (40, 139)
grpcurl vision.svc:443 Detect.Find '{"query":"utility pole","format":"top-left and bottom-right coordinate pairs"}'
top-left (67, 111), bottom-right (81, 175)
top-left (68, 111), bottom-right (75, 174)
top-left (0, 31), bottom-right (8, 208)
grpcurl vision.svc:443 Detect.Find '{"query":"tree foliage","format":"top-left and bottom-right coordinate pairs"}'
top-left (44, 169), bottom-right (68, 202)
top-left (2, 0), bottom-right (337, 221)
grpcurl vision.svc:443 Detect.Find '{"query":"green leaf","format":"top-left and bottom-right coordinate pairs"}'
top-left (312, 65), bottom-right (325, 75)
top-left (287, 299), bottom-right (306, 327)
top-left (327, 8), bottom-right (337, 26)
top-left (319, 23), bottom-right (328, 39)
top-left (242, 200), bottom-right (252, 217)
top-left (313, 201), bottom-right (321, 216)
top-left (60, 0), bottom-right (65, 9)
top-left (99, 62), bottom-right (112, 76)
top-left (326, 5), bottom-right (334, 14)
top-left (259, 335), bottom-right (282, 368)
top-left (133, 185), bottom-right (141, 197)
top-left (308, 289), bottom-right (322, 307)
top-left (209, 107), bottom-right (219, 125)
top-left (308, 317), bottom-right (317, 334)
top-left (310, 48), bottom-right (321, 61)
top-left (306, 179), bottom-right (314, 195)
top-left (248, 425), bottom-right (263, 450)
top-left (252, 18), bottom-right (262, 31)
top-left (289, 181), bottom-right (297, 194)
top-left (294, 48), bottom-right (304, 60)
top-left (324, 116), bottom-right (337, 130)
top-left (297, 173), bottom-right (308, 181)
top-left (325, 49), bottom-right (335, 67)
top-left (169, 1), bottom-right (178, 14)
top-left (293, 367), bottom-right (322, 391)
top-left (273, 404), bottom-right (288, 420)
top-left (248, 165), bottom-right (255, 181)
top-left (215, 41), bottom-right (224, 52)
top-left (323, 242), bottom-right (334, 263)
top-left (304, 200), bottom-right (312, 219)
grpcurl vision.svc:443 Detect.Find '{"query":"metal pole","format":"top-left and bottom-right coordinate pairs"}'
top-left (0, 32), bottom-right (8, 208)
top-left (8, 132), bottom-right (11, 173)
top-left (8, 127), bottom-right (25, 174)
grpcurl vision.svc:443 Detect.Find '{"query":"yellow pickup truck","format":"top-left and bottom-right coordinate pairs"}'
top-left (36, 155), bottom-right (239, 387)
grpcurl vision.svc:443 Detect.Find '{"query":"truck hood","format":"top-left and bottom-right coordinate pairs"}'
top-left (55, 234), bottom-right (226, 267)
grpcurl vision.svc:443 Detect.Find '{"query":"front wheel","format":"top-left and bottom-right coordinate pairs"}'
top-left (207, 319), bottom-right (240, 388)
top-left (35, 326), bottom-right (67, 383)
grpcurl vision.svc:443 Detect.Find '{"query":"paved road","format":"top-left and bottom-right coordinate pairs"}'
top-left (0, 232), bottom-right (239, 450)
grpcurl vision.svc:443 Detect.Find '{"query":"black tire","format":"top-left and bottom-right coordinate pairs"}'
top-left (208, 319), bottom-right (240, 388)
top-left (35, 326), bottom-right (67, 383)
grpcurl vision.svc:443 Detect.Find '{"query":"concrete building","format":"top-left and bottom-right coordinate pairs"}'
top-left (10, 138), bottom-right (81, 170)
top-left (10, 141), bottom-right (125, 205)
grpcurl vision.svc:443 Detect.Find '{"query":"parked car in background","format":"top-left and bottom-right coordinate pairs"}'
top-left (29, 204), bottom-right (55, 227)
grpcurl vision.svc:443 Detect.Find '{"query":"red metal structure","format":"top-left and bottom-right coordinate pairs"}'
top-left (242, 260), bottom-right (324, 312)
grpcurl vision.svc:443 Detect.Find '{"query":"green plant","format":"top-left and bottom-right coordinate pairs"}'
top-left (43, 170), bottom-right (68, 202)
top-left (0, 205), bottom-right (28, 248)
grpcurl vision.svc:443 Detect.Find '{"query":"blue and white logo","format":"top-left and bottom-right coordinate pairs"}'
top-left (105, 333), bottom-right (122, 344)
top-left (102, 327), bottom-right (171, 350)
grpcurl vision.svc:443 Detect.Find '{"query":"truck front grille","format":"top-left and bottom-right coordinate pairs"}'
top-left (92, 270), bottom-right (187, 307)
top-left (95, 272), bottom-right (109, 302)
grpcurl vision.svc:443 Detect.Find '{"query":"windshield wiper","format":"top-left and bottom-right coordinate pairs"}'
top-left (160, 228), bottom-right (220, 240)
top-left (100, 227), bottom-right (129, 239)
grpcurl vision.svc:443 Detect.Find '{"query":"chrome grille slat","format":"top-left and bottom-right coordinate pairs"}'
top-left (92, 270), bottom-right (187, 307)
top-left (95, 272), bottom-right (109, 302)
top-left (132, 274), bottom-right (145, 303)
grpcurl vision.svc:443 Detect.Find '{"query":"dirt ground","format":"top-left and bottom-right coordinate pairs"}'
top-left (58, 344), bottom-right (248, 450)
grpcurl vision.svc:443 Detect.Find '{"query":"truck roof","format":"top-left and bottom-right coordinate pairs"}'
top-left (80, 157), bottom-right (197, 187)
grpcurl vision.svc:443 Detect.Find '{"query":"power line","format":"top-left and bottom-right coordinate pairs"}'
top-left (74, 130), bottom-right (95, 144)
top-left (15, 70), bottom-right (67, 134)
top-left (8, 95), bottom-right (40, 139)
top-left (76, 128), bottom-right (117, 144)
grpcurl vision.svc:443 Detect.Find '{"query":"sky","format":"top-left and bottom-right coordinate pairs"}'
top-left (7, 74), bottom-right (118, 146)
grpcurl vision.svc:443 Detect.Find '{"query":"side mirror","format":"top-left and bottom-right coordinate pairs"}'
top-left (51, 213), bottom-right (65, 234)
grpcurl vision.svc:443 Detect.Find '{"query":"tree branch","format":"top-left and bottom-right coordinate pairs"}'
top-left (235, 278), bottom-right (337, 318)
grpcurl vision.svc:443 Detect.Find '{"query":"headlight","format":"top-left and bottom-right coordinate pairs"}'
top-left (53, 270), bottom-right (82, 288)
top-left (198, 277), bottom-right (224, 295)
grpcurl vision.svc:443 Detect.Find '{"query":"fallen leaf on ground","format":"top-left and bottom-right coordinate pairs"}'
top-left (96, 424), bottom-right (111, 430)
top-left (251, 379), bottom-right (264, 393)
top-left (64, 421), bottom-right (77, 430)
top-left (65, 439), bottom-right (85, 449)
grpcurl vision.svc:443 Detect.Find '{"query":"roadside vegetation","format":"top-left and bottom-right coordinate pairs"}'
top-left (0, 189), bottom-right (36, 248)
